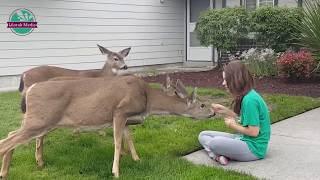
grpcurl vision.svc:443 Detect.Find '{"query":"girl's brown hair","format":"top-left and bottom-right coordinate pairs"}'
top-left (223, 61), bottom-right (254, 115)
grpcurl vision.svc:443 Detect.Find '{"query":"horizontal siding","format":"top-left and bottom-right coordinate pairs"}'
top-left (0, 24), bottom-right (183, 34)
top-left (0, 39), bottom-right (183, 50)
top-left (0, 56), bottom-right (183, 76)
top-left (0, 15), bottom-right (184, 26)
top-left (0, 32), bottom-right (184, 41)
top-left (0, 50), bottom-right (183, 67)
top-left (0, 0), bottom-right (186, 76)
top-left (0, 0), bottom-right (184, 14)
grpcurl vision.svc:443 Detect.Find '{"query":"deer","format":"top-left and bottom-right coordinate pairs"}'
top-left (18, 44), bottom-right (130, 95)
top-left (0, 75), bottom-right (213, 179)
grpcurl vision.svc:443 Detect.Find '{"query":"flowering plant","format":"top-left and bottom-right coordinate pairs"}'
top-left (241, 48), bottom-right (278, 62)
top-left (277, 50), bottom-right (316, 79)
top-left (240, 48), bottom-right (279, 77)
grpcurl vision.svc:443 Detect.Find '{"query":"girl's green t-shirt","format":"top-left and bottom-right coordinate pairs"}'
top-left (240, 89), bottom-right (271, 158)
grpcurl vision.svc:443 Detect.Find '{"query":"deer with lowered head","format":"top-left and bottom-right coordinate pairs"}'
top-left (18, 44), bottom-right (130, 95)
top-left (0, 75), bottom-right (213, 179)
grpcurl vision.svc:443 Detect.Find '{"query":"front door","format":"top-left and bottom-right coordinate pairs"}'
top-left (187, 0), bottom-right (213, 62)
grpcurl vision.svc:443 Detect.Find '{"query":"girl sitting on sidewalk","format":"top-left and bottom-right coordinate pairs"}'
top-left (199, 61), bottom-right (271, 165)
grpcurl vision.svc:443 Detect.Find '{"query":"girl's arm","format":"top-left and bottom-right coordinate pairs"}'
top-left (225, 117), bottom-right (260, 137)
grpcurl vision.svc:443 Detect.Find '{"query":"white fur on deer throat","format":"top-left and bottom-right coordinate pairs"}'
top-left (112, 68), bottom-right (118, 74)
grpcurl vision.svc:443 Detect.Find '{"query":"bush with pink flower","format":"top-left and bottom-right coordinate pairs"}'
top-left (277, 50), bottom-right (316, 80)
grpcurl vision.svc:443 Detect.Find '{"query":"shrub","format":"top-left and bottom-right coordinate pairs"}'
top-left (195, 7), bottom-right (249, 66)
top-left (241, 48), bottom-right (278, 77)
top-left (293, 0), bottom-right (320, 73)
top-left (277, 50), bottom-right (316, 79)
top-left (250, 6), bottom-right (303, 52)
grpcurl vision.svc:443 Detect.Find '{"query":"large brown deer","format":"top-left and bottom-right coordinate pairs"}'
top-left (0, 75), bottom-right (213, 179)
top-left (18, 44), bottom-right (130, 95)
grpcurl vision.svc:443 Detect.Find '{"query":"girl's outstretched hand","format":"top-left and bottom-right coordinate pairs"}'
top-left (211, 103), bottom-right (236, 118)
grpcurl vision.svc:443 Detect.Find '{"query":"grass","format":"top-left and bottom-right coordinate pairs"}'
top-left (0, 87), bottom-right (319, 179)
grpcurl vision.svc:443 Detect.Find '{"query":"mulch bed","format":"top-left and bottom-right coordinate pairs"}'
top-left (143, 69), bottom-right (320, 98)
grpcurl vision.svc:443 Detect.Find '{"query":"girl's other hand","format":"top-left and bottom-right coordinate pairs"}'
top-left (224, 117), bottom-right (236, 127)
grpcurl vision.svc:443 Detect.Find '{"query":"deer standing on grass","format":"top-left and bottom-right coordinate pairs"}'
top-left (18, 44), bottom-right (130, 95)
top-left (0, 75), bottom-right (213, 179)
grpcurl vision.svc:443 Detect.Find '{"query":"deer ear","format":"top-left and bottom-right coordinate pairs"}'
top-left (187, 98), bottom-right (192, 107)
top-left (97, 44), bottom-right (112, 55)
top-left (175, 79), bottom-right (188, 99)
top-left (165, 75), bottom-right (171, 89)
top-left (160, 84), bottom-right (166, 91)
top-left (191, 87), bottom-right (197, 103)
top-left (119, 47), bottom-right (131, 57)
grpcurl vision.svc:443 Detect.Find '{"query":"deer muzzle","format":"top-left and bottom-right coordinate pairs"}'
top-left (121, 65), bottom-right (128, 70)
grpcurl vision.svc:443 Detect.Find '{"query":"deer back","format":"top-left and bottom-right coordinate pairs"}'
top-left (24, 76), bottom-right (147, 128)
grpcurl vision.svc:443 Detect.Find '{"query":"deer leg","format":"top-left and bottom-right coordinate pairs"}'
top-left (1, 129), bottom-right (41, 156)
top-left (35, 135), bottom-right (45, 169)
top-left (121, 116), bottom-right (144, 156)
top-left (123, 126), bottom-right (140, 161)
top-left (0, 149), bottom-right (14, 180)
top-left (112, 115), bottom-right (126, 178)
top-left (0, 127), bottom-right (45, 179)
top-left (0, 130), bottom-right (18, 180)
top-left (121, 136), bottom-right (128, 156)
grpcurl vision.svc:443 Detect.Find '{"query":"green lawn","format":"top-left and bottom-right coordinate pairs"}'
top-left (0, 87), bottom-right (319, 180)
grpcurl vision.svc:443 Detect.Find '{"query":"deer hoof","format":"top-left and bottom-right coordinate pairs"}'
top-left (72, 131), bottom-right (80, 138)
top-left (133, 156), bottom-right (140, 161)
top-left (112, 171), bottom-right (119, 178)
top-left (120, 150), bottom-right (127, 156)
top-left (98, 130), bottom-right (106, 137)
top-left (36, 160), bottom-right (45, 169)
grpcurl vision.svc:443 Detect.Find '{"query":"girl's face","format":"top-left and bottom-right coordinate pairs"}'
top-left (222, 71), bottom-right (228, 90)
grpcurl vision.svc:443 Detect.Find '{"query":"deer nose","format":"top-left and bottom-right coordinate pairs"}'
top-left (209, 112), bottom-right (216, 118)
top-left (122, 65), bottom-right (128, 70)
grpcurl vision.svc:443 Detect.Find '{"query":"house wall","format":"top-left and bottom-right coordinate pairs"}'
top-left (0, 0), bottom-right (186, 77)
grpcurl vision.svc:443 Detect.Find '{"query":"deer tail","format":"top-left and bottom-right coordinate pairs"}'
top-left (18, 74), bottom-right (24, 93)
top-left (21, 95), bottom-right (26, 114)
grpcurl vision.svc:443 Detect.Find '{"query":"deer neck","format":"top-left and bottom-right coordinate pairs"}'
top-left (146, 87), bottom-right (188, 116)
top-left (100, 63), bottom-right (116, 76)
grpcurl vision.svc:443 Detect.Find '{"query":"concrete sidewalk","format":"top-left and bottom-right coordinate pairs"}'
top-left (183, 108), bottom-right (320, 180)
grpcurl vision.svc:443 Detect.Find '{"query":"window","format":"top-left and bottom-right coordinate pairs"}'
top-left (190, 0), bottom-right (210, 22)
top-left (259, 0), bottom-right (274, 6)
top-left (245, 0), bottom-right (257, 10)
top-left (245, 0), bottom-right (275, 10)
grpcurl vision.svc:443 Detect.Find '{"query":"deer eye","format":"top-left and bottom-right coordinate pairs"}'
top-left (114, 57), bottom-right (119, 61)
top-left (200, 104), bottom-right (205, 108)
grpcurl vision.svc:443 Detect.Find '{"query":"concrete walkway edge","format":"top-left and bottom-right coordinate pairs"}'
top-left (183, 107), bottom-right (320, 180)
